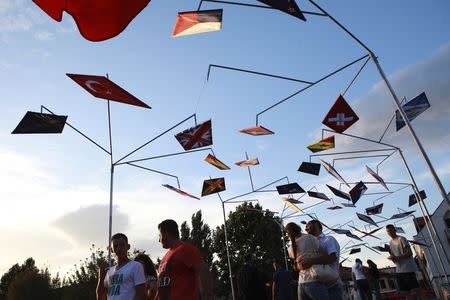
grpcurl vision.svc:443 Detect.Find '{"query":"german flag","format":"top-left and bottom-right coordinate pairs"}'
top-left (172, 9), bottom-right (222, 37)
top-left (204, 154), bottom-right (230, 170)
top-left (307, 136), bottom-right (335, 153)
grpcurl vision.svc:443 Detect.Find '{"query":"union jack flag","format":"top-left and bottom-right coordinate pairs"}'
top-left (175, 120), bottom-right (212, 151)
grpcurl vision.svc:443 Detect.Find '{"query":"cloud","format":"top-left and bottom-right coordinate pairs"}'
top-left (34, 30), bottom-right (54, 41)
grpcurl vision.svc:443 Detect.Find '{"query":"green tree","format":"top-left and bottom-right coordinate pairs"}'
top-left (5, 268), bottom-right (54, 300)
top-left (0, 258), bottom-right (37, 299)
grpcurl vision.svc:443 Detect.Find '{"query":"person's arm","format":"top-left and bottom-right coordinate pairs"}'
top-left (297, 250), bottom-right (337, 269)
top-left (134, 283), bottom-right (147, 300)
top-left (272, 280), bottom-right (277, 300)
top-left (193, 260), bottom-right (213, 300)
top-left (96, 265), bottom-right (108, 300)
top-left (352, 271), bottom-right (358, 291)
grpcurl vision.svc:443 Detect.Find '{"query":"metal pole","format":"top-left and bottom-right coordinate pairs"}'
top-left (370, 53), bottom-right (450, 208)
top-left (279, 223), bottom-right (288, 270)
top-left (221, 200), bottom-right (236, 300)
top-left (107, 98), bottom-right (114, 266)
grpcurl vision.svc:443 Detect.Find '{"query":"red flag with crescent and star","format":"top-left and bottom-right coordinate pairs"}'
top-left (175, 120), bottom-right (213, 151)
top-left (322, 94), bottom-right (359, 133)
top-left (66, 74), bottom-right (150, 108)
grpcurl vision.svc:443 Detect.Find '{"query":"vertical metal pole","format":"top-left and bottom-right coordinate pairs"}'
top-left (107, 97), bottom-right (114, 266)
top-left (221, 201), bottom-right (236, 300)
top-left (370, 53), bottom-right (450, 208)
top-left (279, 223), bottom-right (288, 270)
top-left (245, 152), bottom-right (255, 191)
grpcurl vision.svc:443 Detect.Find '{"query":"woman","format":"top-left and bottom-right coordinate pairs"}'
top-left (134, 253), bottom-right (158, 300)
top-left (285, 222), bottom-right (329, 300)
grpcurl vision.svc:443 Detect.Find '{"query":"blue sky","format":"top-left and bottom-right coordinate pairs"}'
top-left (1, 0), bottom-right (449, 276)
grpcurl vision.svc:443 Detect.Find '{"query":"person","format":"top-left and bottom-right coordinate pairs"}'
top-left (96, 233), bottom-right (146, 300)
top-left (237, 254), bottom-right (266, 300)
top-left (285, 222), bottom-right (329, 300)
top-left (352, 258), bottom-right (371, 300)
top-left (367, 259), bottom-right (381, 300)
top-left (157, 219), bottom-right (213, 300)
top-left (386, 224), bottom-right (420, 300)
top-left (272, 259), bottom-right (294, 300)
top-left (134, 253), bottom-right (158, 300)
top-left (299, 219), bottom-right (343, 300)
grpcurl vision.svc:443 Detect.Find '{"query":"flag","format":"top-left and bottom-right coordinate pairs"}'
top-left (201, 177), bottom-right (225, 196)
top-left (307, 191), bottom-right (330, 201)
top-left (365, 203), bottom-right (383, 215)
top-left (283, 200), bottom-right (303, 213)
top-left (327, 206), bottom-right (342, 210)
top-left (320, 159), bottom-right (350, 187)
top-left (349, 226), bottom-right (382, 240)
top-left (366, 166), bottom-right (389, 191)
top-left (204, 154), bottom-right (230, 170)
top-left (276, 183), bottom-right (305, 195)
top-left (322, 94), bottom-right (359, 133)
top-left (395, 227), bottom-right (405, 234)
top-left (66, 73), bottom-right (150, 108)
top-left (356, 213), bottom-right (378, 227)
top-left (331, 228), bottom-right (351, 235)
top-left (396, 92), bottom-right (430, 131)
top-left (341, 203), bottom-right (356, 208)
top-left (235, 157), bottom-right (259, 167)
top-left (349, 248), bottom-right (361, 255)
top-left (33, 0), bottom-right (150, 41)
top-left (408, 190), bottom-right (426, 207)
top-left (326, 184), bottom-right (351, 200)
top-left (256, 0), bottom-right (306, 21)
top-left (12, 111), bottom-right (67, 134)
top-left (298, 162), bottom-right (321, 176)
top-left (307, 136), bottom-right (335, 153)
top-left (349, 181), bottom-right (368, 205)
top-left (239, 125), bottom-right (274, 136)
top-left (284, 197), bottom-right (303, 204)
top-left (346, 232), bottom-right (363, 241)
top-left (162, 184), bottom-right (199, 200)
top-left (175, 120), bottom-right (212, 151)
top-left (390, 210), bottom-right (415, 220)
top-left (172, 9), bottom-right (222, 37)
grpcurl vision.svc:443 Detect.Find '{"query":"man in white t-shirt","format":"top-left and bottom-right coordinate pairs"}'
top-left (386, 224), bottom-right (419, 300)
top-left (96, 233), bottom-right (146, 300)
top-left (351, 259), bottom-right (371, 300)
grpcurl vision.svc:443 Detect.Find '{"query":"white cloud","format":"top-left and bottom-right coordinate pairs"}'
top-left (34, 30), bottom-right (54, 41)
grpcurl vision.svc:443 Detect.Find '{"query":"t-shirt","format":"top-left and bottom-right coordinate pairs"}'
top-left (104, 260), bottom-right (146, 300)
top-left (389, 236), bottom-right (417, 273)
top-left (318, 233), bottom-right (340, 275)
top-left (273, 269), bottom-right (291, 299)
top-left (157, 242), bottom-right (202, 300)
top-left (288, 234), bottom-right (319, 283)
top-left (352, 262), bottom-right (366, 280)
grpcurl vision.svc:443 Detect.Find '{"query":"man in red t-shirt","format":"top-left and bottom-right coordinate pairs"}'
top-left (157, 219), bottom-right (213, 300)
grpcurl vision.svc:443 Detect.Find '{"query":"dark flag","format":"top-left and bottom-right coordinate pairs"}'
top-left (390, 210), bottom-right (415, 220)
top-left (366, 166), bottom-right (389, 191)
top-left (12, 111), bottom-right (67, 134)
top-left (356, 213), bottom-right (378, 227)
top-left (276, 183), bottom-right (305, 195)
top-left (307, 191), bottom-right (330, 201)
top-left (326, 184), bottom-right (351, 201)
top-left (331, 228), bottom-right (351, 235)
top-left (204, 154), bottom-right (230, 170)
top-left (365, 203), bottom-right (383, 215)
top-left (349, 181), bottom-right (368, 205)
top-left (320, 159), bottom-right (350, 187)
top-left (298, 162), bottom-right (321, 176)
top-left (256, 0), bottom-right (306, 21)
top-left (175, 120), bottom-right (213, 150)
top-left (172, 9), bottom-right (223, 37)
top-left (201, 177), bottom-right (225, 196)
top-left (408, 190), bottom-right (426, 207)
top-left (322, 94), bottom-right (359, 133)
top-left (327, 205), bottom-right (343, 210)
top-left (349, 248), bottom-right (361, 255)
top-left (284, 197), bottom-right (302, 204)
top-left (396, 92), bottom-right (430, 131)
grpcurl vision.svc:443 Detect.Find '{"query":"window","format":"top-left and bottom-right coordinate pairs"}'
top-left (380, 279), bottom-right (387, 289)
top-left (388, 279), bottom-right (395, 289)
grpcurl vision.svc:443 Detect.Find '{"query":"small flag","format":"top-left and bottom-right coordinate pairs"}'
top-left (366, 166), bottom-right (389, 191)
top-left (162, 184), bottom-right (199, 200)
top-left (284, 197), bottom-right (303, 204)
top-left (349, 248), bottom-right (361, 255)
top-left (408, 190), bottom-right (426, 207)
top-left (349, 181), bottom-right (368, 205)
top-left (175, 120), bottom-right (212, 151)
top-left (322, 94), bottom-right (359, 133)
top-left (298, 162), bottom-right (321, 176)
top-left (320, 159), bottom-right (350, 187)
top-left (283, 200), bottom-right (303, 213)
top-left (327, 205), bottom-right (342, 210)
top-left (365, 203), bottom-right (383, 215)
top-left (276, 183), bottom-right (305, 195)
top-left (307, 136), bottom-right (335, 153)
top-left (395, 227), bottom-right (405, 234)
top-left (12, 112), bottom-right (67, 134)
top-left (356, 213), bottom-right (378, 227)
top-left (235, 157), bottom-right (259, 167)
top-left (341, 203), bottom-right (356, 208)
top-left (390, 210), bottom-right (415, 220)
top-left (307, 191), bottom-right (330, 201)
top-left (396, 92), bottom-right (430, 131)
top-left (256, 0), bottom-right (306, 21)
top-left (346, 232), bottom-right (363, 241)
top-left (201, 177), bottom-right (225, 196)
top-left (239, 125), bottom-right (274, 136)
top-left (331, 228), bottom-right (351, 235)
top-left (326, 184), bottom-right (351, 200)
top-left (204, 154), bottom-right (230, 170)
top-left (172, 9), bottom-right (223, 37)
top-left (67, 74), bottom-right (150, 108)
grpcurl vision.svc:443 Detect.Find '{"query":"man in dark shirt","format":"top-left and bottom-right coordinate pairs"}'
top-left (272, 259), bottom-right (293, 300)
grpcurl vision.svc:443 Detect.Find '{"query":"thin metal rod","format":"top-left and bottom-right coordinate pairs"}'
top-left (220, 199), bottom-right (236, 300)
top-left (197, 0), bottom-right (203, 10)
top-left (322, 129), bottom-right (399, 150)
top-left (342, 56), bottom-right (371, 96)
top-left (223, 176), bottom-right (289, 203)
top-left (332, 154), bottom-right (390, 163)
top-left (378, 97), bottom-right (406, 143)
top-left (207, 64), bottom-right (314, 84)
top-left (126, 163), bottom-right (181, 189)
top-left (311, 147), bottom-right (395, 159)
top-left (106, 95), bottom-right (114, 266)
top-left (115, 114), bottom-right (196, 165)
top-left (245, 152), bottom-right (255, 191)
top-left (117, 147), bottom-right (213, 166)
top-left (256, 54), bottom-right (369, 125)
top-left (41, 105), bottom-right (110, 155)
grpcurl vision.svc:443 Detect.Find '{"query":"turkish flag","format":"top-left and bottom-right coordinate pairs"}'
top-left (33, 0), bottom-right (150, 42)
top-left (67, 73), bottom-right (150, 109)
top-left (322, 94), bottom-right (359, 133)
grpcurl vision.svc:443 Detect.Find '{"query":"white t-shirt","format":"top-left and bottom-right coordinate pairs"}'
top-left (288, 234), bottom-right (319, 283)
top-left (104, 260), bottom-right (146, 300)
top-left (352, 262), bottom-right (366, 280)
top-left (389, 236), bottom-right (417, 273)
top-left (318, 233), bottom-right (340, 274)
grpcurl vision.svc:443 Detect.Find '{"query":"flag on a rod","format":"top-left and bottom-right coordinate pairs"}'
top-left (201, 177), bottom-right (225, 196)
top-left (307, 136), bottom-right (335, 153)
top-left (396, 92), bottom-right (430, 131)
top-left (322, 94), bottom-right (359, 133)
top-left (408, 190), bottom-right (426, 207)
top-left (162, 184), bottom-right (199, 200)
top-left (320, 159), bottom-right (350, 187)
top-left (66, 73), bottom-right (151, 108)
top-left (356, 213), bottom-right (378, 227)
top-left (283, 200), bottom-right (303, 213)
top-left (172, 9), bottom-right (223, 37)
top-left (326, 184), bottom-right (351, 201)
top-left (349, 181), bottom-right (368, 205)
top-left (390, 210), bottom-right (415, 220)
top-left (331, 228), bottom-right (351, 235)
top-left (365, 203), bottom-right (383, 215)
top-left (239, 125), bottom-right (274, 136)
top-left (256, 0), bottom-right (306, 21)
top-left (349, 248), bottom-right (361, 255)
top-left (175, 120), bottom-right (212, 151)
top-left (327, 205), bottom-right (343, 210)
top-left (284, 197), bottom-right (303, 204)
top-left (366, 166), bottom-right (389, 191)
top-left (298, 162), bottom-right (321, 176)
top-left (235, 157), bottom-right (259, 167)
top-left (341, 203), bottom-right (356, 208)
top-left (395, 227), bottom-right (405, 234)
top-left (276, 183), bottom-right (305, 195)
top-left (346, 232), bottom-right (363, 241)
top-left (307, 191), bottom-right (330, 201)
top-left (204, 153), bottom-right (230, 170)
top-left (12, 111), bottom-right (67, 134)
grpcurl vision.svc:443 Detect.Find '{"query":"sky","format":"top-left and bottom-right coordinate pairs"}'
top-left (1, 0), bottom-right (450, 278)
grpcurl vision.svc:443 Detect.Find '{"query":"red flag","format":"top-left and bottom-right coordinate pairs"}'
top-left (239, 125), bottom-right (274, 136)
top-left (175, 120), bottom-right (213, 151)
top-left (172, 9), bottom-right (223, 37)
top-left (66, 74), bottom-right (150, 109)
top-left (33, 0), bottom-right (150, 42)
top-left (322, 94), bottom-right (359, 133)
top-left (162, 184), bottom-right (199, 200)
top-left (235, 158), bottom-right (259, 167)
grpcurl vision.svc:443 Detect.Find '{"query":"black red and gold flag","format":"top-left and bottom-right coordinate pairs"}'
top-left (12, 111), bottom-right (67, 134)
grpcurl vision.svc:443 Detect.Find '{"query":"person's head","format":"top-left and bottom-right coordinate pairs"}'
top-left (273, 259), bottom-right (283, 270)
top-left (284, 222), bottom-right (302, 240)
top-left (355, 258), bottom-right (362, 265)
top-left (386, 224), bottom-right (397, 239)
top-left (134, 253), bottom-right (157, 277)
top-left (111, 233), bottom-right (130, 261)
top-left (158, 219), bottom-right (180, 249)
top-left (367, 259), bottom-right (376, 268)
top-left (305, 219), bottom-right (322, 237)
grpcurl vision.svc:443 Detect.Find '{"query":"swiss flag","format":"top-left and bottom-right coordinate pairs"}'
top-left (33, 0), bottom-right (150, 42)
top-left (322, 94), bottom-right (359, 133)
top-left (67, 74), bottom-right (150, 109)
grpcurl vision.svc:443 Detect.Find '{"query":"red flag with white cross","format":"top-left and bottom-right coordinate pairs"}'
top-left (322, 94), bottom-right (359, 133)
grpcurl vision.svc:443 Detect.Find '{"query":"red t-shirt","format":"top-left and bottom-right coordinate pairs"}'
top-left (157, 242), bottom-right (202, 300)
